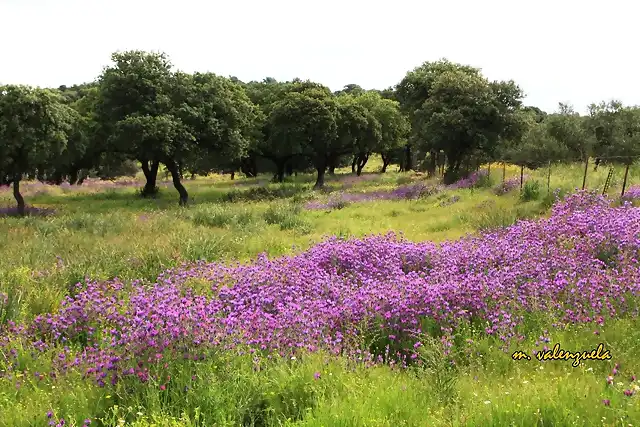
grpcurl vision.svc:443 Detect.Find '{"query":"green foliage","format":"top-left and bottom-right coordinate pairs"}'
top-left (587, 101), bottom-right (640, 165)
top-left (0, 85), bottom-right (78, 212)
top-left (355, 92), bottom-right (409, 165)
top-left (501, 121), bottom-right (571, 169)
top-left (96, 51), bottom-right (263, 204)
top-left (546, 103), bottom-right (594, 162)
top-left (520, 180), bottom-right (541, 201)
top-left (463, 203), bottom-right (543, 232)
top-left (6, 49), bottom-right (640, 426)
top-left (397, 60), bottom-right (524, 182)
top-left (2, 160), bottom-right (640, 425)
top-left (268, 89), bottom-right (338, 187)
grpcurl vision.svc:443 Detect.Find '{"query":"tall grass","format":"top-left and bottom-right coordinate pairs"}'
top-left (0, 157), bottom-right (639, 426)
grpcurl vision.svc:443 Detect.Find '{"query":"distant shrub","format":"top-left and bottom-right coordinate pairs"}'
top-left (63, 213), bottom-right (123, 236)
top-left (191, 205), bottom-right (235, 228)
top-left (262, 203), bottom-right (311, 233)
top-left (520, 180), bottom-right (541, 202)
top-left (439, 195), bottom-right (460, 207)
top-left (474, 171), bottom-right (492, 189)
top-left (326, 197), bottom-right (350, 210)
top-left (396, 176), bottom-right (413, 186)
top-left (448, 170), bottom-right (490, 189)
top-left (539, 188), bottom-right (568, 210)
top-left (223, 185), bottom-right (307, 203)
top-left (493, 177), bottom-right (522, 195)
top-left (279, 216), bottom-right (313, 234)
top-left (263, 203), bottom-right (301, 225)
top-left (391, 182), bottom-right (440, 200)
top-left (232, 209), bottom-right (256, 228)
top-left (467, 206), bottom-right (538, 232)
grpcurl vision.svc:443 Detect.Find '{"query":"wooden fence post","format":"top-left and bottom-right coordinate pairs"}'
top-left (547, 161), bottom-right (552, 194)
top-left (621, 164), bottom-right (630, 198)
top-left (520, 165), bottom-right (524, 190)
top-left (502, 162), bottom-right (506, 184)
top-left (582, 157), bottom-right (589, 190)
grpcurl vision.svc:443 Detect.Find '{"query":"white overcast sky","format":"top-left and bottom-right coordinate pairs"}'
top-left (1, 0), bottom-right (637, 114)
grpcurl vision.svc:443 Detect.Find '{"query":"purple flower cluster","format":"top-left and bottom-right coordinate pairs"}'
top-left (623, 186), bottom-right (640, 201)
top-left (448, 170), bottom-right (489, 189)
top-left (494, 176), bottom-right (528, 195)
top-left (305, 183), bottom-right (440, 210)
top-left (2, 191), bottom-right (639, 387)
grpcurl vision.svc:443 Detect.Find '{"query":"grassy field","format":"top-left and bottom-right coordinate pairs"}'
top-left (1, 157), bottom-right (639, 427)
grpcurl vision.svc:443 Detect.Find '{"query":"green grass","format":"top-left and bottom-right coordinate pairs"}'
top-left (0, 156), bottom-right (639, 426)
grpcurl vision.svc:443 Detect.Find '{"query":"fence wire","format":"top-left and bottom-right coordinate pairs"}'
top-left (475, 156), bottom-right (639, 198)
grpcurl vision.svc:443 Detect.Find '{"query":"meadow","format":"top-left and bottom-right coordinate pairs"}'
top-left (1, 157), bottom-right (640, 427)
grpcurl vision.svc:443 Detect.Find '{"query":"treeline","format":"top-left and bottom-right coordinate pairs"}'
top-left (1, 53), bottom-right (639, 214)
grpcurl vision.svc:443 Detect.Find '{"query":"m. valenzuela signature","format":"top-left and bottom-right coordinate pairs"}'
top-left (512, 343), bottom-right (612, 367)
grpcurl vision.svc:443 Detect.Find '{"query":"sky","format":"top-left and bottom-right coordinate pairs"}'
top-left (1, 0), bottom-right (638, 114)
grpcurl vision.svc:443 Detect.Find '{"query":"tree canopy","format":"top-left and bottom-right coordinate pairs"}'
top-left (1, 51), bottom-right (639, 214)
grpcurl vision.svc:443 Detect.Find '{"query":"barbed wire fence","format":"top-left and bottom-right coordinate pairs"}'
top-left (468, 155), bottom-right (640, 199)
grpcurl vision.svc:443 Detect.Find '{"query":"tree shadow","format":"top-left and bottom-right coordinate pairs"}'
top-left (0, 206), bottom-right (56, 218)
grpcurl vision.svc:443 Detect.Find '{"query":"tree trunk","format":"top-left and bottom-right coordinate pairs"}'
top-left (13, 177), bottom-right (25, 216)
top-left (502, 162), bottom-right (506, 184)
top-left (165, 160), bottom-right (188, 206)
top-left (141, 160), bottom-right (159, 197)
top-left (241, 157), bottom-right (257, 178)
top-left (274, 159), bottom-right (286, 183)
top-left (351, 155), bottom-right (357, 174)
top-left (547, 161), bottom-right (552, 194)
top-left (314, 157), bottom-right (327, 190)
top-left (239, 158), bottom-right (249, 177)
top-left (520, 165), bottom-right (524, 190)
top-left (327, 154), bottom-right (338, 175)
top-left (50, 172), bottom-right (64, 186)
top-left (285, 162), bottom-right (293, 177)
top-left (426, 149), bottom-right (437, 178)
top-left (356, 153), bottom-right (369, 176)
top-left (230, 171), bottom-right (235, 180)
top-left (69, 169), bottom-right (80, 185)
top-left (621, 164), bottom-right (630, 198)
top-left (381, 152), bottom-right (390, 173)
top-left (581, 157), bottom-right (589, 190)
top-left (250, 157), bottom-right (258, 177)
top-left (404, 144), bottom-right (413, 171)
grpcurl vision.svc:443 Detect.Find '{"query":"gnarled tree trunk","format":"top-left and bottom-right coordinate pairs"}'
top-left (327, 153), bottom-right (341, 175)
top-left (381, 152), bottom-right (391, 173)
top-left (140, 159), bottom-right (160, 197)
top-left (273, 159), bottom-right (286, 183)
top-left (356, 153), bottom-right (369, 176)
top-left (69, 169), bottom-right (80, 185)
top-left (314, 157), bottom-right (327, 190)
top-left (13, 176), bottom-right (25, 216)
top-left (426, 149), bottom-right (437, 178)
top-left (165, 160), bottom-right (188, 206)
top-left (404, 144), bottom-right (413, 171)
